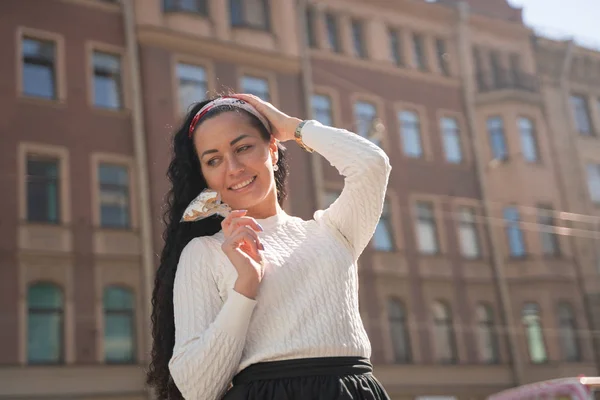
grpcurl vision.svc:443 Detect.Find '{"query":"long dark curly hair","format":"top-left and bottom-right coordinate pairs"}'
top-left (146, 98), bottom-right (289, 400)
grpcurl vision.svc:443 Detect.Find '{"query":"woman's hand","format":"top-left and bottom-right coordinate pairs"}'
top-left (220, 210), bottom-right (265, 299)
top-left (231, 93), bottom-right (301, 143)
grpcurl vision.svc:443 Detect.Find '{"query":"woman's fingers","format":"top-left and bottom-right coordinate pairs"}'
top-left (221, 209), bottom-right (247, 234)
top-left (229, 225), bottom-right (264, 251)
top-left (221, 211), bottom-right (264, 237)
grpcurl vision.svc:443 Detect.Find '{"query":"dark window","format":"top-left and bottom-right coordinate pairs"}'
top-left (28, 283), bottom-right (63, 364)
top-left (570, 95), bottom-right (592, 135)
top-left (537, 206), bottom-right (560, 257)
top-left (476, 304), bottom-right (499, 363)
top-left (487, 117), bottom-right (508, 160)
top-left (230, 0), bottom-right (270, 30)
top-left (440, 117), bottom-right (462, 163)
top-left (416, 202), bottom-right (439, 254)
top-left (432, 301), bottom-right (457, 364)
top-left (436, 38), bottom-right (450, 76)
top-left (354, 101), bottom-right (380, 146)
top-left (325, 13), bottom-right (341, 53)
top-left (241, 76), bottom-right (270, 101)
top-left (412, 34), bottom-right (427, 71)
top-left (388, 299), bottom-right (411, 363)
top-left (351, 20), bottom-right (366, 58)
top-left (93, 51), bottom-right (122, 109)
top-left (518, 117), bottom-right (539, 163)
top-left (373, 202), bottom-right (394, 251)
top-left (177, 63), bottom-right (207, 114)
top-left (311, 94), bottom-right (333, 126)
top-left (457, 207), bottom-right (480, 259)
top-left (27, 157), bottom-right (60, 224)
top-left (557, 303), bottom-right (580, 362)
top-left (399, 111), bottom-right (422, 158)
top-left (99, 164), bottom-right (130, 228)
top-left (504, 207), bottom-right (526, 258)
top-left (305, 6), bottom-right (317, 48)
top-left (163, 0), bottom-right (208, 14)
top-left (22, 37), bottom-right (56, 99)
top-left (389, 28), bottom-right (403, 66)
top-left (104, 286), bottom-right (136, 363)
top-left (587, 163), bottom-right (600, 204)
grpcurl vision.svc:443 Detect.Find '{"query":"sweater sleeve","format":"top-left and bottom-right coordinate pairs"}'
top-left (169, 238), bottom-right (257, 400)
top-left (302, 120), bottom-right (392, 260)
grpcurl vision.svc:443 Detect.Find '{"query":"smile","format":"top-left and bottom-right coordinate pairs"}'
top-left (230, 176), bottom-right (256, 191)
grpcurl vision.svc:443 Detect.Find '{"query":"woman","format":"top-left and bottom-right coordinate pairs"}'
top-left (147, 93), bottom-right (392, 400)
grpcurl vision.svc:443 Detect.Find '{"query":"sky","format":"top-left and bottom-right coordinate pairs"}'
top-left (507, 0), bottom-right (599, 50)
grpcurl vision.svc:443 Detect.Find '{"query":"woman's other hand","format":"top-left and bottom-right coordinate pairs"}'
top-left (230, 93), bottom-right (301, 143)
top-left (220, 210), bottom-right (265, 299)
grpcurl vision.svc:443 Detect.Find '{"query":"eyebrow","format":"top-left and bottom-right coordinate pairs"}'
top-left (200, 134), bottom-right (250, 160)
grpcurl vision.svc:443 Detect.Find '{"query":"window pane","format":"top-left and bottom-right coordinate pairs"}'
top-left (400, 111), bottom-right (422, 157)
top-left (93, 52), bottom-right (122, 109)
top-left (104, 287), bottom-right (134, 310)
top-left (570, 95), bottom-right (592, 135)
top-left (99, 164), bottom-right (130, 228)
top-left (27, 284), bottom-right (63, 364)
top-left (458, 208), bottom-right (480, 258)
top-left (558, 303), bottom-right (579, 361)
top-left (105, 314), bottom-right (135, 363)
top-left (488, 117), bottom-right (508, 160)
top-left (433, 302), bottom-right (455, 363)
top-left (416, 203), bottom-right (438, 254)
top-left (476, 305), bottom-right (498, 363)
top-left (373, 203), bottom-right (394, 251)
top-left (413, 34), bottom-right (426, 70)
top-left (436, 39), bottom-right (450, 76)
top-left (522, 303), bottom-right (547, 363)
top-left (27, 158), bottom-right (60, 223)
top-left (177, 63), bottom-right (207, 114)
top-left (325, 14), bottom-right (340, 53)
top-left (389, 29), bottom-right (403, 66)
top-left (22, 38), bottom-right (56, 99)
top-left (242, 0), bottom-right (268, 29)
top-left (441, 117), bottom-right (462, 163)
top-left (311, 94), bottom-right (332, 126)
top-left (538, 207), bottom-right (559, 256)
top-left (305, 7), bottom-right (317, 48)
top-left (352, 20), bottom-right (365, 58)
top-left (518, 118), bottom-right (538, 162)
top-left (504, 207), bottom-right (526, 257)
top-left (388, 299), bottom-right (411, 363)
top-left (587, 164), bottom-right (600, 203)
top-left (355, 102), bottom-right (379, 145)
top-left (242, 76), bottom-right (269, 101)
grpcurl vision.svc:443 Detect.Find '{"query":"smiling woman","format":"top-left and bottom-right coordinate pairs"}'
top-left (147, 94), bottom-right (392, 400)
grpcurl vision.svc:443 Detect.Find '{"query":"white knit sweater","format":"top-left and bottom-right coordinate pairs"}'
top-left (169, 120), bottom-right (392, 400)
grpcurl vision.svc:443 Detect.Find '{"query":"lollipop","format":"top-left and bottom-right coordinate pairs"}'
top-left (181, 189), bottom-right (232, 222)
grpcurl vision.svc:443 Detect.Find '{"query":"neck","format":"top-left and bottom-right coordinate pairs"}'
top-left (246, 195), bottom-right (282, 220)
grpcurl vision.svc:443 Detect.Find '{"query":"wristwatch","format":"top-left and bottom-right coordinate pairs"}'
top-left (294, 120), bottom-right (314, 153)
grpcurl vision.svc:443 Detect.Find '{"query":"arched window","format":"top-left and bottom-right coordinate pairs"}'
top-left (387, 298), bottom-right (411, 363)
top-left (104, 286), bottom-right (135, 363)
top-left (475, 304), bottom-right (499, 364)
top-left (557, 302), bottom-right (580, 361)
top-left (27, 283), bottom-right (63, 364)
top-left (522, 303), bottom-right (547, 363)
top-left (432, 301), bottom-right (456, 364)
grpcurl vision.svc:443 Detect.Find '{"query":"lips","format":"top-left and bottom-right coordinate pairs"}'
top-left (229, 176), bottom-right (256, 191)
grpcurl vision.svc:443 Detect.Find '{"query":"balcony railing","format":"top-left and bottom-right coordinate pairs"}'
top-left (476, 68), bottom-right (539, 93)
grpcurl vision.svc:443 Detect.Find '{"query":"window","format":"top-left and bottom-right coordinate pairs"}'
top-left (412, 34), bottom-right (427, 71)
top-left (311, 94), bottom-right (333, 126)
top-left (163, 0), bottom-right (207, 14)
top-left (432, 301), bottom-right (456, 364)
top-left (305, 6), bottom-right (317, 48)
top-left (22, 37), bottom-right (56, 99)
top-left (27, 156), bottom-right (60, 224)
top-left (570, 95), bottom-right (592, 135)
top-left (99, 164), bottom-right (130, 228)
top-left (354, 101), bottom-right (379, 145)
top-left (241, 76), bottom-right (270, 101)
top-left (177, 63), bottom-right (207, 114)
top-left (416, 202), bottom-right (439, 254)
top-left (93, 51), bottom-right (122, 109)
top-left (537, 206), bottom-right (560, 257)
top-left (388, 299), bottom-right (411, 363)
top-left (509, 53), bottom-right (521, 85)
top-left (436, 39), bottom-right (450, 76)
top-left (230, 0), bottom-right (269, 30)
top-left (399, 111), bottom-right (422, 158)
top-left (518, 117), bottom-right (539, 163)
top-left (373, 202), bottom-right (394, 251)
top-left (557, 303), bottom-right (580, 362)
top-left (475, 304), bottom-right (498, 364)
top-left (457, 207), bottom-right (480, 259)
top-left (389, 28), bottom-right (403, 66)
top-left (487, 117), bottom-right (508, 161)
top-left (104, 286), bottom-right (135, 363)
top-left (351, 20), bottom-right (366, 58)
top-left (325, 13), bottom-right (340, 53)
top-left (490, 51), bottom-right (503, 87)
top-left (440, 117), bottom-right (462, 163)
top-left (28, 283), bottom-right (63, 364)
top-left (586, 164), bottom-right (600, 204)
top-left (522, 303), bottom-right (547, 363)
top-left (504, 207), bottom-right (526, 258)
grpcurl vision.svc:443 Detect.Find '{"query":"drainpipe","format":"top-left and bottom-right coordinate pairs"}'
top-left (456, 2), bottom-right (523, 386)
top-left (122, 0), bottom-right (155, 374)
top-left (548, 39), bottom-right (600, 373)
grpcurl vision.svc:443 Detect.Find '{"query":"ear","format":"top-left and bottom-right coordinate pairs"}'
top-left (269, 137), bottom-right (279, 165)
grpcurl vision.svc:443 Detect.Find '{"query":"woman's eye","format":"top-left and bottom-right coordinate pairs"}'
top-left (237, 145), bottom-right (252, 153)
top-left (207, 158), bottom-right (219, 167)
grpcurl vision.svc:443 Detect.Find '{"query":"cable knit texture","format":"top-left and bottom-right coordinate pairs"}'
top-left (169, 121), bottom-right (391, 400)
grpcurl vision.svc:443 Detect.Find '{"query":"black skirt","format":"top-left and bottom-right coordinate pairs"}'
top-left (222, 356), bottom-right (391, 400)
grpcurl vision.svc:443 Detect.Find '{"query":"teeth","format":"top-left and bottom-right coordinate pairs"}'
top-left (231, 177), bottom-right (254, 190)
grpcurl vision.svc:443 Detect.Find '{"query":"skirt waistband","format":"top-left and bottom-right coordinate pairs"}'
top-left (232, 356), bottom-right (373, 385)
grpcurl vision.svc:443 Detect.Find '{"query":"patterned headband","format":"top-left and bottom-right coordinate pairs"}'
top-left (188, 97), bottom-right (271, 138)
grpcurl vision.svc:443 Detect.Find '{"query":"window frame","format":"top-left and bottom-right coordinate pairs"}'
top-left (17, 27), bottom-right (66, 103)
top-left (86, 41), bottom-right (128, 112)
top-left (440, 116), bottom-right (463, 164)
top-left (432, 301), bottom-right (457, 364)
top-left (163, 0), bottom-right (209, 15)
top-left (503, 206), bottom-right (527, 258)
top-left (557, 302), bottom-right (580, 362)
top-left (389, 27), bottom-right (404, 67)
top-left (522, 302), bottom-right (548, 364)
top-left (487, 116), bottom-right (508, 161)
top-left (229, 0), bottom-right (271, 31)
top-left (435, 38), bottom-right (451, 76)
top-left (586, 163), bottom-right (600, 204)
top-left (537, 205), bottom-right (560, 257)
top-left (457, 206), bottom-right (481, 259)
top-left (372, 200), bottom-right (395, 252)
top-left (518, 116), bottom-right (540, 163)
top-left (103, 285), bottom-right (136, 364)
top-left (351, 19), bottom-right (367, 59)
top-left (398, 110), bottom-right (424, 158)
top-left (570, 94), bottom-right (593, 136)
top-left (387, 298), bottom-right (412, 364)
top-left (27, 282), bottom-right (64, 365)
top-left (415, 201), bottom-right (440, 255)
top-left (324, 12), bottom-right (341, 53)
top-left (238, 70), bottom-right (276, 105)
top-left (92, 50), bottom-right (124, 110)
top-left (412, 33), bottom-right (427, 71)
top-left (475, 303), bottom-right (499, 364)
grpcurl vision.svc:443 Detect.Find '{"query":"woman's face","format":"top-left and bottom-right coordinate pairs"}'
top-left (193, 111), bottom-right (278, 214)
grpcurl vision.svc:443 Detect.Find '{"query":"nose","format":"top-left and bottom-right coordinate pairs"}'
top-left (225, 154), bottom-right (244, 176)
